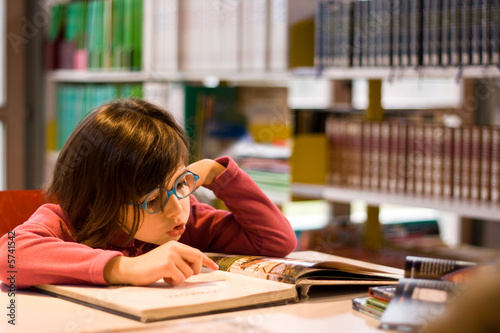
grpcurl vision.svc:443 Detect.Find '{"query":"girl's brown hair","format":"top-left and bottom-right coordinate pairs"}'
top-left (46, 98), bottom-right (189, 248)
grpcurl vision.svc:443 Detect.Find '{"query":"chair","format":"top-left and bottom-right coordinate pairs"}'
top-left (0, 190), bottom-right (47, 236)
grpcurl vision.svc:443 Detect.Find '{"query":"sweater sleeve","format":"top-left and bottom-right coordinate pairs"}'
top-left (0, 204), bottom-right (123, 289)
top-left (180, 156), bottom-right (297, 257)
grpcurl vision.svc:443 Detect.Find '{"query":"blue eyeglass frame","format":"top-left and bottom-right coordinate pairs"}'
top-left (131, 170), bottom-right (200, 214)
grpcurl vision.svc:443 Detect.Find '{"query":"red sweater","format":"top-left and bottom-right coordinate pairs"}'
top-left (0, 156), bottom-right (297, 288)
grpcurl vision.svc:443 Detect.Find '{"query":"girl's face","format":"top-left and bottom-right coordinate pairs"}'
top-left (125, 164), bottom-right (192, 245)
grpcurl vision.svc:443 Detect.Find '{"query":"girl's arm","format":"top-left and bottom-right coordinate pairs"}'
top-left (0, 204), bottom-right (122, 288)
top-left (181, 156), bottom-right (297, 256)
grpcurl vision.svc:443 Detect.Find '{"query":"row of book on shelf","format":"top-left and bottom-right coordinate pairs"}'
top-left (315, 0), bottom-right (500, 68)
top-left (324, 117), bottom-right (500, 203)
top-left (50, 82), bottom-right (292, 204)
top-left (46, 0), bottom-right (316, 73)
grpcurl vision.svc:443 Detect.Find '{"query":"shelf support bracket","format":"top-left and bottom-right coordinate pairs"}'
top-left (363, 80), bottom-right (383, 250)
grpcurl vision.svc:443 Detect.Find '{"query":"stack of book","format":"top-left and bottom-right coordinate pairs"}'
top-left (352, 285), bottom-right (395, 319)
top-left (315, 0), bottom-right (500, 68)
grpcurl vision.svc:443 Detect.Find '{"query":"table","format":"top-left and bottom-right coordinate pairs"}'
top-left (1, 284), bottom-right (388, 333)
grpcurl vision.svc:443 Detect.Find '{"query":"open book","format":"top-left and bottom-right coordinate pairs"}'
top-left (378, 256), bottom-right (479, 332)
top-left (33, 251), bottom-right (403, 322)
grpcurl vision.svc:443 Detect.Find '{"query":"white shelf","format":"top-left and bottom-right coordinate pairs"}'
top-left (292, 183), bottom-right (500, 222)
top-left (323, 66), bottom-right (500, 80)
top-left (46, 70), bottom-right (303, 85)
top-left (47, 70), bottom-right (149, 82)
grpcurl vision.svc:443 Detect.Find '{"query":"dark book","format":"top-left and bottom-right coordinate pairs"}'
top-left (441, 0), bottom-right (451, 66)
top-left (449, 0), bottom-right (461, 66)
top-left (470, 0), bottom-right (482, 65)
top-left (391, 0), bottom-right (401, 67)
top-left (481, 0), bottom-right (491, 65)
top-left (491, 1), bottom-right (500, 65)
top-left (469, 126), bottom-right (482, 201)
top-left (492, 127), bottom-right (500, 202)
top-left (461, 126), bottom-right (472, 199)
top-left (399, 0), bottom-right (410, 66)
top-left (352, 1), bottom-right (363, 67)
top-left (461, 0), bottom-right (472, 65)
top-left (452, 127), bottom-right (463, 199)
top-left (442, 126), bottom-right (454, 198)
top-left (431, 125), bottom-right (445, 197)
top-left (429, 0), bottom-right (442, 66)
top-left (409, 0), bottom-right (423, 67)
top-left (422, 0), bottom-right (432, 66)
top-left (480, 126), bottom-right (492, 201)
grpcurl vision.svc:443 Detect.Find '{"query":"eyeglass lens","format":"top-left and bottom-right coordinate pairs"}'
top-left (145, 172), bottom-right (196, 213)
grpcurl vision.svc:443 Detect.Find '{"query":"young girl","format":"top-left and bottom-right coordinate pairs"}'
top-left (0, 98), bottom-right (297, 288)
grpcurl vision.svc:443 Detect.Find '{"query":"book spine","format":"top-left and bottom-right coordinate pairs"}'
top-left (480, 126), bottom-right (492, 201)
top-left (470, 126), bottom-right (482, 201)
top-left (449, 0), bottom-right (461, 66)
top-left (471, 0), bottom-right (482, 65)
top-left (441, 0), bottom-right (451, 66)
top-left (423, 125), bottom-right (434, 196)
top-left (370, 121), bottom-right (381, 190)
top-left (481, 0), bottom-right (490, 65)
top-left (352, 1), bottom-right (362, 67)
top-left (399, 0), bottom-right (409, 67)
top-left (346, 120), bottom-right (363, 188)
top-left (368, 0), bottom-right (378, 67)
top-left (268, 0), bottom-right (288, 71)
top-left (328, 1), bottom-right (337, 68)
top-left (361, 0), bottom-right (370, 67)
top-left (362, 121), bottom-right (372, 189)
top-left (406, 124), bottom-right (416, 194)
top-left (461, 0), bottom-right (471, 65)
top-left (452, 126), bottom-right (463, 199)
top-left (429, 0), bottom-right (442, 66)
top-left (409, 0), bottom-right (422, 67)
top-left (327, 116), bottom-right (340, 186)
top-left (414, 124), bottom-right (426, 196)
top-left (391, 0), bottom-right (401, 67)
top-left (379, 122), bottom-right (391, 192)
top-left (397, 123), bottom-right (408, 194)
top-left (340, 2), bottom-right (353, 67)
top-left (382, 0), bottom-right (392, 66)
top-left (491, 127), bottom-right (500, 202)
top-left (442, 126), bottom-right (454, 198)
top-left (491, 1), bottom-right (500, 65)
top-left (404, 256), bottom-right (476, 279)
top-left (422, 0), bottom-right (431, 66)
top-left (461, 126), bottom-right (472, 200)
top-left (388, 122), bottom-right (399, 192)
top-left (432, 125), bottom-right (445, 197)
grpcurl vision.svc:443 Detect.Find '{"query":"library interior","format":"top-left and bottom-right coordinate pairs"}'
top-left (1, 0), bottom-right (500, 332)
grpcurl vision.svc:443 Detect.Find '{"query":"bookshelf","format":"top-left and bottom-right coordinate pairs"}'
top-left (42, 0), bottom-right (500, 233)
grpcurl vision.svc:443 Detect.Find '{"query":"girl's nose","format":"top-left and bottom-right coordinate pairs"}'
top-left (163, 195), bottom-right (183, 217)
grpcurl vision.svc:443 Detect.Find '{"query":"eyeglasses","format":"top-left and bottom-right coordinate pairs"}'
top-left (134, 171), bottom-right (199, 214)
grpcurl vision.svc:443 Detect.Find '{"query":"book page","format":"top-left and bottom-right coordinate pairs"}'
top-left (34, 270), bottom-right (297, 322)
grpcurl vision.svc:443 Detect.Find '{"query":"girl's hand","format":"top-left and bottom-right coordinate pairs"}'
top-left (104, 242), bottom-right (218, 286)
top-left (187, 159), bottom-right (226, 189)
